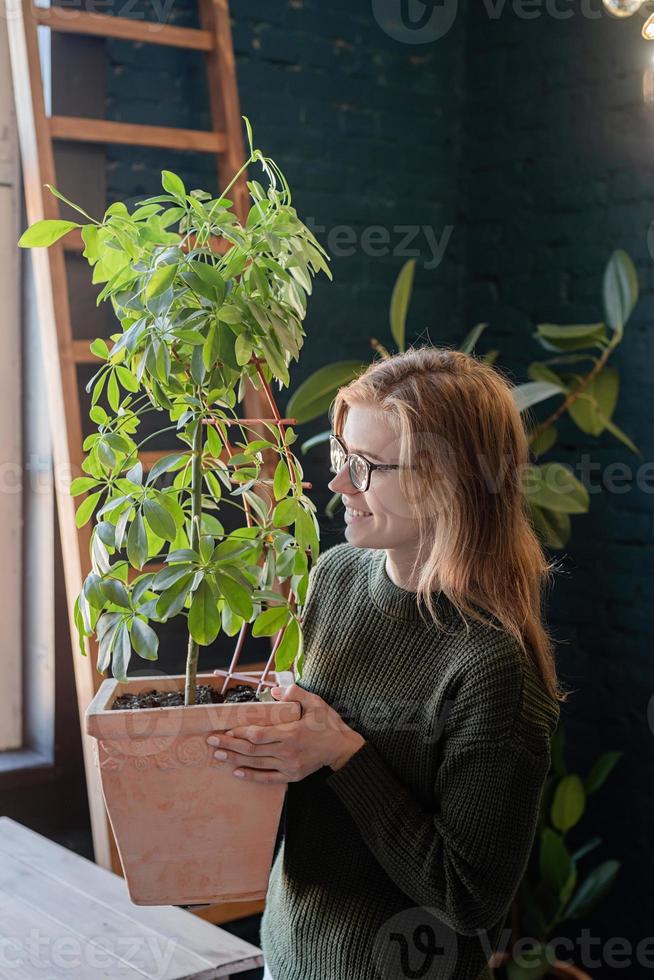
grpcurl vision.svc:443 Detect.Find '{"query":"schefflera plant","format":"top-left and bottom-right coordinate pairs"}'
top-left (19, 120), bottom-right (331, 705)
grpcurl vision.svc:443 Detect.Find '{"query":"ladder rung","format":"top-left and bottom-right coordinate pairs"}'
top-left (63, 229), bottom-right (84, 252)
top-left (63, 228), bottom-right (231, 257)
top-left (140, 450), bottom-right (176, 472)
top-left (127, 562), bottom-right (165, 583)
top-left (72, 340), bottom-right (101, 363)
top-left (34, 7), bottom-right (214, 51)
top-left (49, 116), bottom-right (226, 153)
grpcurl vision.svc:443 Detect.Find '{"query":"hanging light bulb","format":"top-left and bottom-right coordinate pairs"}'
top-left (643, 10), bottom-right (654, 35)
top-left (602, 0), bottom-right (645, 15)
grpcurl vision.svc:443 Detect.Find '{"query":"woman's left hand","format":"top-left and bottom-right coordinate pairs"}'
top-left (205, 684), bottom-right (366, 784)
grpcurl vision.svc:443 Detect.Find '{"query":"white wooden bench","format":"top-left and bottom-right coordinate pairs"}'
top-left (0, 816), bottom-right (264, 978)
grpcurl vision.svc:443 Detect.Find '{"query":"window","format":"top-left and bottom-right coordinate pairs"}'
top-left (0, 18), bottom-right (23, 755)
top-left (0, 15), bottom-right (55, 772)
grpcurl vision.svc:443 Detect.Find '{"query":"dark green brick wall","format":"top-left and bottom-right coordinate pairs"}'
top-left (102, 1), bottom-right (652, 970)
top-left (463, 5), bottom-right (654, 971)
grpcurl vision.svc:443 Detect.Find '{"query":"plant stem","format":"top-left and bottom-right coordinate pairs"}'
top-left (527, 336), bottom-right (618, 446)
top-left (184, 408), bottom-right (204, 706)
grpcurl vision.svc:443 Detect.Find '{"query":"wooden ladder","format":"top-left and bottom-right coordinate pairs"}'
top-left (8, 0), bottom-right (272, 920)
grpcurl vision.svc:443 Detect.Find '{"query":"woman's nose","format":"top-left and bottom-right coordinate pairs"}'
top-left (327, 462), bottom-right (356, 494)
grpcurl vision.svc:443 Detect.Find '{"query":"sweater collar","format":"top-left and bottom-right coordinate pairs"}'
top-left (367, 548), bottom-right (458, 626)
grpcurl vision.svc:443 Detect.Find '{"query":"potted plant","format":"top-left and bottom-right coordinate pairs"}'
top-left (19, 118), bottom-right (332, 906)
top-left (489, 722), bottom-right (622, 978)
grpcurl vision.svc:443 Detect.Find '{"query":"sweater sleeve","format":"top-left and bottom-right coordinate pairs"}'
top-left (325, 731), bottom-right (550, 937)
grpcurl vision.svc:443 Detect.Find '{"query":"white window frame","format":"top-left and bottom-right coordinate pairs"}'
top-left (0, 17), bottom-right (23, 755)
top-left (0, 15), bottom-right (55, 772)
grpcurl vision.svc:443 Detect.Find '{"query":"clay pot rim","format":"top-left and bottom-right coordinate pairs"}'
top-left (85, 671), bottom-right (301, 738)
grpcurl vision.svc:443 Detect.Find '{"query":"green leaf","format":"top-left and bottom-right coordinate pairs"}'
top-left (235, 333), bottom-right (253, 366)
top-left (259, 333), bottom-right (289, 387)
top-left (273, 459), bottom-right (291, 500)
top-left (185, 259), bottom-right (225, 304)
top-left (217, 304), bottom-right (243, 324)
top-left (295, 504), bottom-right (319, 560)
top-left (458, 322), bottom-right (488, 355)
top-left (214, 569), bottom-right (253, 620)
top-left (567, 368), bottom-right (619, 437)
top-left (116, 365), bottom-right (140, 393)
top-left (540, 828), bottom-right (575, 898)
top-left (90, 337), bottom-right (110, 359)
top-left (81, 224), bottom-right (100, 263)
top-left (161, 170), bottom-right (186, 199)
top-left (274, 617), bottom-right (301, 671)
top-left (585, 750), bottom-right (622, 794)
top-left (512, 381), bottom-right (562, 413)
top-left (188, 579), bottom-right (220, 645)
top-left (530, 425), bottom-right (557, 457)
top-left (252, 604), bottom-right (291, 637)
top-left (565, 860), bottom-right (621, 920)
top-left (18, 219), bottom-right (80, 248)
top-left (130, 617), bottom-right (159, 661)
top-left (75, 490), bottom-right (102, 527)
top-left (506, 945), bottom-right (550, 980)
top-left (101, 577), bottom-right (131, 609)
top-left (107, 371), bottom-right (120, 411)
top-left (145, 262), bottom-right (177, 300)
top-left (603, 249), bottom-right (638, 338)
top-left (243, 114), bottom-right (255, 154)
top-left (127, 510), bottom-right (148, 569)
top-left (70, 477), bottom-right (99, 496)
top-left (96, 612), bottom-right (121, 672)
top-left (44, 183), bottom-right (96, 222)
top-left (285, 361), bottom-right (366, 424)
top-left (524, 463), bottom-right (589, 515)
top-left (527, 362), bottom-right (568, 390)
top-left (153, 564), bottom-right (195, 590)
top-left (143, 497), bottom-right (177, 541)
top-left (535, 322), bottom-right (608, 353)
top-left (602, 416), bottom-right (640, 456)
top-left (528, 502), bottom-right (570, 549)
top-left (389, 259), bottom-right (415, 353)
top-left (112, 623), bottom-right (132, 681)
top-left (202, 321), bottom-right (220, 371)
top-left (155, 571), bottom-right (195, 619)
top-left (551, 774), bottom-right (586, 832)
top-left (146, 452), bottom-right (188, 485)
top-left (273, 497), bottom-right (300, 527)
top-left (83, 572), bottom-right (106, 609)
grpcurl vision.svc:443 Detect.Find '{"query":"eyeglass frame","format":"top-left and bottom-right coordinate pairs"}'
top-left (329, 433), bottom-right (417, 493)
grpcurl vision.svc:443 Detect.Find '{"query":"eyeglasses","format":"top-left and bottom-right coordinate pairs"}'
top-left (329, 433), bottom-right (416, 493)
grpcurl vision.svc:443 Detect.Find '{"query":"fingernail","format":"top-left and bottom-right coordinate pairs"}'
top-left (214, 750), bottom-right (227, 760)
top-left (233, 769), bottom-right (244, 778)
top-left (271, 686), bottom-right (282, 694)
top-left (207, 736), bottom-right (220, 746)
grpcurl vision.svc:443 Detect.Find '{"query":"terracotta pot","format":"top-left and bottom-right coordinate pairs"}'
top-left (488, 951), bottom-right (592, 978)
top-left (85, 671), bottom-right (301, 906)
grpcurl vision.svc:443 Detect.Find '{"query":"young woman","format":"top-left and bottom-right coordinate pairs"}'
top-left (207, 347), bottom-right (568, 980)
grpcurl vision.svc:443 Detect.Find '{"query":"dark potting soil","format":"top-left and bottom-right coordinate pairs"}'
top-left (110, 684), bottom-right (262, 710)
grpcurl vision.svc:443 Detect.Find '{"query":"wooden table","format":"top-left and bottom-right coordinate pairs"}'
top-left (0, 817), bottom-right (264, 978)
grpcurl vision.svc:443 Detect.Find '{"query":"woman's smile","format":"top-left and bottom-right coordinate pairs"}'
top-left (344, 506), bottom-right (373, 522)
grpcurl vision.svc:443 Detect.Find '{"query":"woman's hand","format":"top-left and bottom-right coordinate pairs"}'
top-left (205, 683), bottom-right (366, 784)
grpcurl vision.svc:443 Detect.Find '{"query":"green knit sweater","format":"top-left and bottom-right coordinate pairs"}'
top-left (260, 543), bottom-right (560, 980)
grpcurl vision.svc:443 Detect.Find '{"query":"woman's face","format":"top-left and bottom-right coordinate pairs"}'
top-left (327, 404), bottom-right (420, 551)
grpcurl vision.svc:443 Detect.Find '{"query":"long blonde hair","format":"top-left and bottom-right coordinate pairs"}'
top-left (330, 345), bottom-right (569, 704)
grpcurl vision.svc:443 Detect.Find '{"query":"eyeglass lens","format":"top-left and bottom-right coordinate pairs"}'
top-left (330, 438), bottom-right (368, 490)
